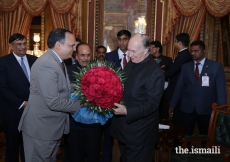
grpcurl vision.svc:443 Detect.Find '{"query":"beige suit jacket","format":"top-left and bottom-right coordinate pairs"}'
top-left (18, 49), bottom-right (80, 140)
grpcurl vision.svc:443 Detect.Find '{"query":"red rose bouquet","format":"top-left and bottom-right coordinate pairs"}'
top-left (71, 61), bottom-right (126, 125)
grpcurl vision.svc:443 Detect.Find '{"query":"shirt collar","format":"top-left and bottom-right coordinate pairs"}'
top-left (118, 48), bottom-right (128, 60)
top-left (51, 49), bottom-right (63, 63)
top-left (194, 57), bottom-right (206, 65)
top-left (179, 48), bottom-right (187, 52)
top-left (13, 52), bottom-right (27, 61)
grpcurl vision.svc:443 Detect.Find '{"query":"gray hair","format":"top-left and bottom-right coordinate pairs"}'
top-left (141, 34), bottom-right (150, 52)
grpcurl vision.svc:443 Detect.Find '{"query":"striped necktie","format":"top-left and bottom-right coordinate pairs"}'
top-left (21, 58), bottom-right (29, 80)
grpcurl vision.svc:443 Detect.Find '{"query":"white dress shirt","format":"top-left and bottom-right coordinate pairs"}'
top-left (194, 57), bottom-right (206, 75)
top-left (118, 48), bottom-right (129, 69)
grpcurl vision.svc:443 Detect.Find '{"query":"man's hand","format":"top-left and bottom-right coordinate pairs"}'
top-left (22, 101), bottom-right (28, 108)
top-left (113, 103), bottom-right (127, 115)
top-left (169, 107), bottom-right (174, 120)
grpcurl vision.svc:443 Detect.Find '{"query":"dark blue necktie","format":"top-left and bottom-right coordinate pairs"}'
top-left (21, 58), bottom-right (29, 80)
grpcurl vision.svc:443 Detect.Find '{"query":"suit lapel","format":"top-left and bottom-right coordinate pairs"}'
top-left (200, 59), bottom-right (212, 77)
top-left (114, 50), bottom-right (121, 68)
top-left (26, 54), bottom-right (34, 69)
top-left (9, 53), bottom-right (29, 82)
top-left (49, 50), bottom-right (71, 91)
top-left (188, 61), bottom-right (197, 83)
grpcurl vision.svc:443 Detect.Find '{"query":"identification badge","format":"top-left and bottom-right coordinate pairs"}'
top-left (202, 76), bottom-right (209, 86)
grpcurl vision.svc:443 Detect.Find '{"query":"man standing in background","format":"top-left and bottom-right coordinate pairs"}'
top-left (169, 40), bottom-right (227, 143)
top-left (150, 40), bottom-right (172, 119)
top-left (0, 33), bottom-right (37, 162)
top-left (95, 45), bottom-right (106, 62)
top-left (103, 29), bottom-right (131, 162)
top-left (164, 33), bottom-right (192, 123)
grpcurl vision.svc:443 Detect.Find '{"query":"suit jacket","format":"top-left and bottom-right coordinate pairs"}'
top-left (153, 55), bottom-right (172, 72)
top-left (170, 58), bottom-right (227, 115)
top-left (111, 55), bottom-right (165, 145)
top-left (105, 49), bottom-right (121, 69)
top-left (0, 53), bottom-right (37, 121)
top-left (164, 49), bottom-right (192, 101)
top-left (18, 49), bottom-right (81, 141)
top-left (64, 58), bottom-right (73, 66)
top-left (67, 61), bottom-right (82, 83)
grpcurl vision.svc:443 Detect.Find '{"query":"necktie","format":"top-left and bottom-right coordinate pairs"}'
top-left (61, 62), bottom-right (66, 77)
top-left (123, 54), bottom-right (127, 68)
top-left (195, 62), bottom-right (200, 82)
top-left (21, 58), bottom-right (29, 80)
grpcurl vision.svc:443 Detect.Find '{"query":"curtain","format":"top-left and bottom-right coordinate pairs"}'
top-left (0, 4), bottom-right (32, 55)
top-left (0, 0), bottom-right (82, 56)
top-left (164, 6), bottom-right (206, 59)
top-left (162, 0), bottom-right (230, 59)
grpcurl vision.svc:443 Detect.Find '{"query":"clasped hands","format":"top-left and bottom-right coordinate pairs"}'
top-left (113, 103), bottom-right (127, 115)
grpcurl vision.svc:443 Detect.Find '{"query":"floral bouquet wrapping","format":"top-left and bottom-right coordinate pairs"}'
top-left (71, 61), bottom-right (126, 125)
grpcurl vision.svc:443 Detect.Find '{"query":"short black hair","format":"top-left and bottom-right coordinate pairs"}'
top-left (175, 33), bottom-right (190, 47)
top-left (76, 38), bottom-right (81, 42)
top-left (47, 28), bottom-right (73, 48)
top-left (117, 30), bottom-right (131, 39)
top-left (190, 40), bottom-right (205, 50)
top-left (9, 33), bottom-right (26, 43)
top-left (96, 45), bottom-right (107, 52)
top-left (150, 40), bottom-right (163, 53)
top-left (76, 42), bottom-right (90, 55)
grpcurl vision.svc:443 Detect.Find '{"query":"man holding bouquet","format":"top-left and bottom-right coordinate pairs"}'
top-left (66, 42), bottom-right (101, 162)
top-left (111, 34), bottom-right (165, 162)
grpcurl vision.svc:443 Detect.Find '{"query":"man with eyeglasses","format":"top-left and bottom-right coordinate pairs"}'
top-left (150, 41), bottom-right (173, 120)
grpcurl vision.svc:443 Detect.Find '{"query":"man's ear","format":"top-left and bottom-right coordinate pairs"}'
top-left (55, 41), bottom-right (61, 50)
top-left (9, 43), bottom-right (12, 48)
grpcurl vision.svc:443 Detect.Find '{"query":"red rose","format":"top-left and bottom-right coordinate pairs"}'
top-left (80, 66), bottom-right (123, 108)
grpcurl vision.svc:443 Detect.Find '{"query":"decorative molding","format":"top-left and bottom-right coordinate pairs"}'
top-left (160, 0), bottom-right (164, 42)
top-left (212, 18), bottom-right (219, 61)
top-left (151, 0), bottom-right (156, 41)
top-left (94, 0), bottom-right (99, 48)
top-left (199, 21), bottom-right (204, 40)
top-left (41, 11), bottom-right (44, 51)
top-left (82, 0), bottom-right (91, 42)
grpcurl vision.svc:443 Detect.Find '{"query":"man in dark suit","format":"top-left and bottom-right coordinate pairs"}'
top-left (169, 40), bottom-right (227, 137)
top-left (0, 33), bottom-right (37, 162)
top-left (103, 30), bottom-right (131, 162)
top-left (164, 33), bottom-right (192, 123)
top-left (64, 38), bottom-right (81, 66)
top-left (105, 30), bottom-right (131, 69)
top-left (65, 42), bottom-right (101, 162)
top-left (150, 40), bottom-right (173, 119)
top-left (111, 34), bottom-right (165, 162)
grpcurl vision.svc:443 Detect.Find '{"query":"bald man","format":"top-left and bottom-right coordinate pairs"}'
top-left (111, 34), bottom-right (165, 162)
